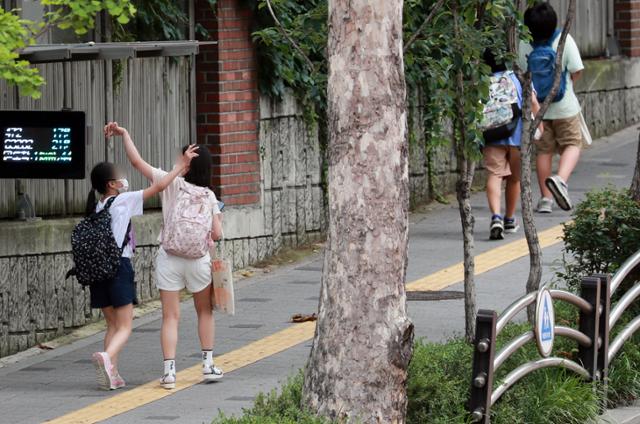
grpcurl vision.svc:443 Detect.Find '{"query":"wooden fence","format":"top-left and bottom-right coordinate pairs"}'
top-left (551, 0), bottom-right (612, 58)
top-left (0, 57), bottom-right (192, 218)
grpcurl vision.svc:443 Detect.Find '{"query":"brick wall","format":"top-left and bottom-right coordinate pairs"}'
top-left (615, 0), bottom-right (640, 57)
top-left (196, 0), bottom-right (261, 206)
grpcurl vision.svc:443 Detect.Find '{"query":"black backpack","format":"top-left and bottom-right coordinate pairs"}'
top-left (68, 197), bottom-right (130, 286)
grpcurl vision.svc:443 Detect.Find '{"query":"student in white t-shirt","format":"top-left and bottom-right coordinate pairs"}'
top-left (87, 132), bottom-right (198, 391)
top-left (105, 122), bottom-right (224, 390)
top-left (518, 2), bottom-right (585, 213)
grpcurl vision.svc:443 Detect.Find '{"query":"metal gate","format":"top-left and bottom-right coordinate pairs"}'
top-left (469, 250), bottom-right (640, 422)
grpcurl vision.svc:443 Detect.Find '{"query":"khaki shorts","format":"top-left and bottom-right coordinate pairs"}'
top-left (483, 145), bottom-right (521, 178)
top-left (536, 113), bottom-right (583, 154)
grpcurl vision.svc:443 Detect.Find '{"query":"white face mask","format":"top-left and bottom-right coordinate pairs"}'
top-left (116, 178), bottom-right (129, 193)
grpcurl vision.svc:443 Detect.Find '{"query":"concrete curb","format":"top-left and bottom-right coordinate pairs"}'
top-left (600, 405), bottom-right (640, 424)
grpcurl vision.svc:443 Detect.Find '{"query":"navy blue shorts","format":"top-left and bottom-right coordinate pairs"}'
top-left (90, 258), bottom-right (138, 309)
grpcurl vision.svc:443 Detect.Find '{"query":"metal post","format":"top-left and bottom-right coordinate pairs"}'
top-left (469, 309), bottom-right (497, 423)
top-left (578, 276), bottom-right (601, 380)
top-left (592, 274), bottom-right (611, 387)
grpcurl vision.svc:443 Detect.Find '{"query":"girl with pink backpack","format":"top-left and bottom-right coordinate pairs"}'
top-left (106, 122), bottom-right (224, 389)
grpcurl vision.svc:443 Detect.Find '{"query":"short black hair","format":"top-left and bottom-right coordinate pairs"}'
top-left (524, 2), bottom-right (558, 43)
top-left (182, 144), bottom-right (212, 189)
top-left (483, 49), bottom-right (507, 73)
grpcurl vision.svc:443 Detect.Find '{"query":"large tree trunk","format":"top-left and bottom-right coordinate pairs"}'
top-left (302, 0), bottom-right (414, 422)
top-left (630, 132), bottom-right (640, 202)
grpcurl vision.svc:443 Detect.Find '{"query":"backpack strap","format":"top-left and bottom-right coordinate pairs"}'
top-left (104, 196), bottom-right (117, 210)
top-left (103, 196), bottom-right (132, 251)
top-left (122, 220), bottom-right (132, 251)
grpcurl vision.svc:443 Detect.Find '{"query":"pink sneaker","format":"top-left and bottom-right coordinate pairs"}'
top-left (92, 352), bottom-right (116, 390)
top-left (113, 373), bottom-right (126, 389)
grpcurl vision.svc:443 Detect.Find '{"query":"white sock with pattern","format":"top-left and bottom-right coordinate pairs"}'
top-left (164, 359), bottom-right (175, 376)
top-left (202, 350), bottom-right (213, 367)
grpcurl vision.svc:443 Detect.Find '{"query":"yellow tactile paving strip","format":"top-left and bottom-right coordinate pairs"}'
top-left (406, 224), bottom-right (565, 291)
top-left (46, 224), bottom-right (564, 424)
top-left (46, 322), bottom-right (316, 424)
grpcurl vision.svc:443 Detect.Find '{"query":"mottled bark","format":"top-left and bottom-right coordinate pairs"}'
top-left (302, 1), bottom-right (414, 422)
top-left (630, 132), bottom-right (640, 202)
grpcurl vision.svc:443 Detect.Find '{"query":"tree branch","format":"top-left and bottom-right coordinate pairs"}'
top-left (265, 0), bottom-right (315, 73)
top-left (403, 0), bottom-right (445, 53)
top-left (530, 0), bottom-right (576, 137)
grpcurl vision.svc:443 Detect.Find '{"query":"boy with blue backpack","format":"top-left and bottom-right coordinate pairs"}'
top-left (518, 2), bottom-right (585, 212)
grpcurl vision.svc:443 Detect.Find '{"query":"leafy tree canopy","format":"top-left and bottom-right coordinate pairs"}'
top-left (0, 0), bottom-right (135, 98)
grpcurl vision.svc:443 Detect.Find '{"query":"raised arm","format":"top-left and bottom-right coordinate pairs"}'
top-left (104, 122), bottom-right (154, 181)
top-left (142, 145), bottom-right (199, 201)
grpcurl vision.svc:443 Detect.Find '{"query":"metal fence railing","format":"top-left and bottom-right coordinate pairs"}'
top-left (469, 249), bottom-right (640, 423)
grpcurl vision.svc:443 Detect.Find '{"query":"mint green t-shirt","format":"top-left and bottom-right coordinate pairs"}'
top-left (518, 33), bottom-right (584, 120)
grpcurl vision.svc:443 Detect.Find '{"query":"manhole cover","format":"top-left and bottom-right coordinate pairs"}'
top-left (407, 291), bottom-right (464, 301)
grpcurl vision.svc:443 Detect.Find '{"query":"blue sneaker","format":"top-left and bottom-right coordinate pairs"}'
top-left (490, 215), bottom-right (504, 240)
top-left (504, 217), bottom-right (520, 234)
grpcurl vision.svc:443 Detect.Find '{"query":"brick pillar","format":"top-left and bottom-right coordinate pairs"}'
top-left (615, 0), bottom-right (640, 57)
top-left (196, 0), bottom-right (261, 205)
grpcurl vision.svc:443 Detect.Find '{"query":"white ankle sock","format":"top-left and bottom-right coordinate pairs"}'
top-left (164, 359), bottom-right (175, 376)
top-left (202, 350), bottom-right (213, 367)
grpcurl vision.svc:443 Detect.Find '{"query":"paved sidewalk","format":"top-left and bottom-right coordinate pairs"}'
top-left (0, 126), bottom-right (638, 423)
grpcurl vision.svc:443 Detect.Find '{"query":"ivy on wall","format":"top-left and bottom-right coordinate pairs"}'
top-left (246, 0), bottom-right (526, 200)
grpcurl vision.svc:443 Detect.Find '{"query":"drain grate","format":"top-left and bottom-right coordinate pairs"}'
top-left (407, 290), bottom-right (464, 301)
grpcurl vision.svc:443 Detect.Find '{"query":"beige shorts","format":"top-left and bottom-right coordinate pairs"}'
top-left (536, 113), bottom-right (583, 154)
top-left (155, 247), bottom-right (211, 293)
top-left (483, 145), bottom-right (520, 178)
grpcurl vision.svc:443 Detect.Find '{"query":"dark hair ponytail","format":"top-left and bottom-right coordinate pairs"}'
top-left (182, 144), bottom-right (212, 189)
top-left (85, 162), bottom-right (116, 216)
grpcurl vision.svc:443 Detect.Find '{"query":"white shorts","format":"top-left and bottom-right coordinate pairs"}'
top-left (155, 247), bottom-right (211, 293)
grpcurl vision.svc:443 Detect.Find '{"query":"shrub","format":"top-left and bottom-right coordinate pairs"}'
top-left (213, 373), bottom-right (327, 424)
top-left (560, 186), bottom-right (640, 292)
top-left (558, 186), bottom-right (640, 407)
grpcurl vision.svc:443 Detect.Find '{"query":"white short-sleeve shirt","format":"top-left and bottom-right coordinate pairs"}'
top-left (96, 191), bottom-right (144, 258)
top-left (518, 33), bottom-right (584, 120)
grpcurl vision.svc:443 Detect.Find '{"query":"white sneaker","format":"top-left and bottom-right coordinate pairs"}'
top-left (203, 364), bottom-right (224, 382)
top-left (536, 197), bottom-right (554, 214)
top-left (545, 175), bottom-right (572, 211)
top-left (160, 373), bottom-right (176, 390)
top-left (92, 352), bottom-right (117, 390)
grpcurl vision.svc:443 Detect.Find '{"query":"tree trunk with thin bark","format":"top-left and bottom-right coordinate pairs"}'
top-left (519, 75), bottom-right (543, 322)
top-left (630, 132), bottom-right (640, 202)
top-left (518, 0), bottom-right (575, 321)
top-left (452, 2), bottom-right (476, 343)
top-left (302, 1), bottom-right (414, 422)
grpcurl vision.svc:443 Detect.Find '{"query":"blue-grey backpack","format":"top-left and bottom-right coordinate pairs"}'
top-left (527, 29), bottom-right (567, 103)
top-left (68, 196), bottom-right (129, 286)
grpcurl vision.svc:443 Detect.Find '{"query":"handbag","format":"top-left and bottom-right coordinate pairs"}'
top-left (210, 235), bottom-right (235, 315)
top-left (579, 111), bottom-right (592, 146)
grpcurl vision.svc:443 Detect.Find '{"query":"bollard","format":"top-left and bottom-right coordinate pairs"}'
top-left (591, 274), bottom-right (611, 384)
top-left (592, 273), bottom-right (611, 411)
top-left (468, 310), bottom-right (497, 423)
top-left (578, 276), bottom-right (601, 380)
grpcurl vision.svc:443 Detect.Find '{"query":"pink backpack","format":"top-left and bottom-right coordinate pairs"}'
top-left (161, 185), bottom-right (214, 258)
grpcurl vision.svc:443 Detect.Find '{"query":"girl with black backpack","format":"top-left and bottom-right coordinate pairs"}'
top-left (80, 134), bottom-right (198, 390)
top-left (104, 121), bottom-right (224, 390)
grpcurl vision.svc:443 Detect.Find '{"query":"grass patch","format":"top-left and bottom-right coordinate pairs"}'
top-left (214, 310), bottom-right (609, 424)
